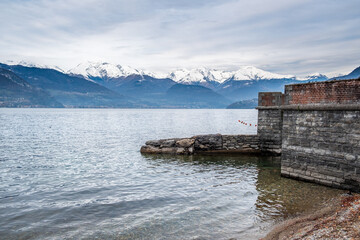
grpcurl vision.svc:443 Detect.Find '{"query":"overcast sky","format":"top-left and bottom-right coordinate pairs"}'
top-left (0, 0), bottom-right (359, 77)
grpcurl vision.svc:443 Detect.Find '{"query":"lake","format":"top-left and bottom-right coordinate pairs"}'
top-left (0, 109), bottom-right (343, 239)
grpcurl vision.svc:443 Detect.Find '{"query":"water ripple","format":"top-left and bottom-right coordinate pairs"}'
top-left (0, 109), bottom-right (344, 240)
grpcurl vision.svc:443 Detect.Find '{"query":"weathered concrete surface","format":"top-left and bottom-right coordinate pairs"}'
top-left (141, 134), bottom-right (261, 155)
top-left (257, 109), bottom-right (283, 154)
top-left (281, 110), bottom-right (360, 192)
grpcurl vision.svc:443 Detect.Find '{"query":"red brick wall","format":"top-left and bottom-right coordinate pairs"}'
top-left (285, 79), bottom-right (360, 105)
top-left (258, 92), bottom-right (284, 107)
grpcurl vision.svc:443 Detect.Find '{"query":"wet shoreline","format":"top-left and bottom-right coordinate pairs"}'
top-left (262, 193), bottom-right (360, 240)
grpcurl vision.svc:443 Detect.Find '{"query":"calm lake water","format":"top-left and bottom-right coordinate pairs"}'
top-left (0, 109), bottom-right (343, 240)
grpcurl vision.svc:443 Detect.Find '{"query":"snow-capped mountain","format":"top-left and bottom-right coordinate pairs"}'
top-left (5, 60), bottom-right (64, 73)
top-left (68, 62), bottom-right (144, 79)
top-left (167, 68), bottom-right (232, 84)
top-left (298, 73), bottom-right (328, 81)
top-left (330, 66), bottom-right (360, 80)
top-left (167, 66), bottom-right (295, 85)
top-left (142, 70), bottom-right (168, 79)
top-left (6, 60), bottom-right (330, 84)
top-left (1, 59), bottom-right (356, 108)
top-left (69, 62), bottom-right (297, 84)
top-left (231, 66), bottom-right (295, 81)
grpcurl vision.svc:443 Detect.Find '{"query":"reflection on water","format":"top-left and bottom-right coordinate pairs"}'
top-left (144, 154), bottom-right (344, 236)
top-left (255, 163), bottom-right (342, 223)
top-left (0, 109), bottom-right (344, 240)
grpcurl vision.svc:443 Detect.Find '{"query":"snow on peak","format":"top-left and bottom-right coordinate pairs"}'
top-left (168, 67), bottom-right (233, 84)
top-left (5, 60), bottom-right (64, 72)
top-left (167, 66), bottom-right (295, 84)
top-left (7, 60), bottom-right (328, 84)
top-left (68, 62), bottom-right (142, 79)
top-left (142, 70), bottom-right (168, 79)
top-left (169, 68), bottom-right (205, 83)
top-left (232, 66), bottom-right (295, 81)
top-left (297, 72), bottom-right (328, 81)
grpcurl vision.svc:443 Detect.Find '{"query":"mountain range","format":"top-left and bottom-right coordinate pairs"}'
top-left (0, 63), bottom-right (145, 108)
top-left (0, 61), bottom-right (359, 108)
top-left (0, 68), bottom-right (63, 108)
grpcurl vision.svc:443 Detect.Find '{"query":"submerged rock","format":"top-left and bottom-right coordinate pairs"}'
top-left (140, 145), bottom-right (161, 154)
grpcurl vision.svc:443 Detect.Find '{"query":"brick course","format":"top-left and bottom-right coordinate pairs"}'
top-left (285, 79), bottom-right (360, 105)
top-left (258, 92), bottom-right (284, 107)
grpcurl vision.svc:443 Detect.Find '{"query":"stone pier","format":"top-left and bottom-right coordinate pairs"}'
top-left (141, 78), bottom-right (360, 192)
top-left (257, 79), bottom-right (360, 192)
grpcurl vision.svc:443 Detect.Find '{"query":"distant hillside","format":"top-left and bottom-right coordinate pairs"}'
top-left (164, 84), bottom-right (231, 108)
top-left (89, 74), bottom-right (176, 102)
top-left (332, 66), bottom-right (360, 80)
top-left (0, 63), bottom-right (146, 108)
top-left (0, 68), bottom-right (63, 107)
top-left (226, 98), bottom-right (258, 109)
top-left (217, 78), bottom-right (311, 101)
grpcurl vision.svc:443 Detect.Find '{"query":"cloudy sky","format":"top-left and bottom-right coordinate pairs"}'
top-left (0, 0), bottom-right (359, 77)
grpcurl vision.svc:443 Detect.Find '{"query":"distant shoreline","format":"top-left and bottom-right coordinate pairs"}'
top-left (0, 107), bottom-right (256, 109)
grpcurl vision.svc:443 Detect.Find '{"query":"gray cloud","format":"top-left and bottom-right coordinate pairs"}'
top-left (0, 0), bottom-right (359, 76)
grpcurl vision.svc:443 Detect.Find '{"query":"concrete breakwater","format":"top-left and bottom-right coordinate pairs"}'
top-left (141, 134), bottom-right (261, 155)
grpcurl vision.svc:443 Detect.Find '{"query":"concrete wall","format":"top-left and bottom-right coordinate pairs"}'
top-left (256, 79), bottom-right (360, 191)
top-left (281, 110), bottom-right (360, 191)
top-left (280, 79), bottom-right (360, 191)
top-left (257, 109), bottom-right (283, 154)
top-left (257, 92), bottom-right (284, 154)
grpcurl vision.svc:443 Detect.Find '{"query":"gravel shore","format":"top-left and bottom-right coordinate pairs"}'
top-left (262, 194), bottom-right (360, 240)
